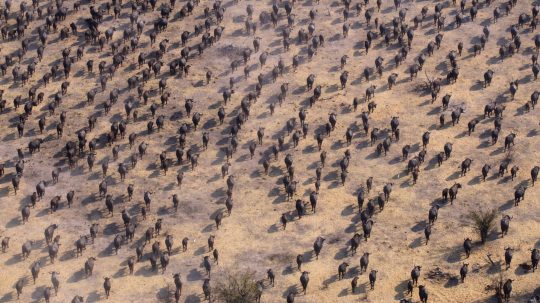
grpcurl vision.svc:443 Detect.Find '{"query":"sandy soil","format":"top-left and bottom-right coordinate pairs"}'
top-left (0, 0), bottom-right (539, 302)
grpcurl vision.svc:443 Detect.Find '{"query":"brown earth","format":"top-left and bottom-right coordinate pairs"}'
top-left (0, 0), bottom-right (539, 302)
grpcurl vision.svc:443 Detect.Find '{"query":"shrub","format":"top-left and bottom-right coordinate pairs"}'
top-left (214, 270), bottom-right (261, 303)
top-left (468, 209), bottom-right (497, 244)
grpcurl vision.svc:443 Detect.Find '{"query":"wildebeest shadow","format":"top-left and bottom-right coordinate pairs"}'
top-left (514, 264), bottom-right (532, 276)
top-left (455, 131), bottom-right (469, 139)
top-left (424, 156), bottom-right (441, 171)
top-left (334, 246), bottom-right (350, 260)
top-left (4, 253), bottom-right (21, 265)
top-left (498, 199), bottom-right (514, 211)
top-left (85, 290), bottom-right (101, 303)
top-left (489, 147), bottom-right (505, 156)
top-left (282, 285), bottom-right (300, 298)
top-left (68, 269), bottom-right (86, 283)
top-left (211, 187), bottom-right (226, 198)
top-left (467, 176), bottom-right (482, 185)
top-left (81, 194), bottom-right (98, 205)
top-left (328, 180), bottom-right (342, 189)
top-left (446, 246), bottom-right (464, 263)
top-left (527, 129), bottom-right (538, 137)
top-left (185, 294), bottom-right (202, 303)
top-left (444, 276), bottom-right (460, 288)
top-left (388, 156), bottom-right (402, 165)
top-left (341, 204), bottom-right (354, 217)
top-left (446, 171), bottom-right (461, 181)
top-left (411, 221), bottom-right (425, 232)
top-left (477, 140), bottom-right (491, 149)
top-left (394, 279), bottom-right (410, 300)
top-left (135, 264), bottom-right (159, 277)
top-left (5, 216), bottom-right (20, 228)
top-left (345, 223), bottom-right (357, 234)
top-left (31, 286), bottom-right (47, 300)
top-left (267, 223), bottom-right (280, 233)
top-left (409, 237), bottom-right (424, 249)
top-left (470, 81), bottom-right (484, 91)
top-left (0, 291), bottom-right (14, 302)
top-left (514, 180), bottom-right (529, 189)
top-left (338, 287), bottom-right (352, 297)
top-left (269, 166), bottom-right (283, 177)
top-left (427, 106), bottom-right (441, 116)
top-left (36, 208), bottom-right (50, 217)
top-left (322, 274), bottom-right (339, 288)
top-left (496, 176), bottom-right (512, 184)
top-left (187, 268), bottom-right (204, 281)
top-left (323, 170), bottom-right (338, 181)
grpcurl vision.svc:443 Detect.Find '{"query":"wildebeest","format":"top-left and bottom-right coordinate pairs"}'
top-left (428, 205), bottom-right (439, 225)
top-left (31, 260), bottom-right (41, 283)
top-left (424, 225), bottom-right (431, 244)
top-left (531, 166), bottom-right (539, 185)
top-left (419, 285), bottom-right (428, 303)
top-left (460, 263), bottom-right (469, 282)
top-left (103, 277), bottom-right (112, 299)
top-left (482, 164), bottom-right (491, 181)
top-left (313, 236), bottom-right (325, 259)
top-left (411, 265), bottom-right (421, 286)
top-left (449, 183), bottom-right (462, 203)
top-left (460, 158), bottom-right (473, 176)
top-left (338, 262), bottom-right (349, 280)
top-left (463, 238), bottom-right (472, 258)
top-left (500, 215), bottom-right (512, 237)
top-left (504, 247), bottom-right (514, 270)
top-left (532, 248), bottom-right (539, 272)
top-left (514, 185), bottom-right (527, 206)
top-left (503, 279), bottom-right (513, 301)
top-left (300, 271), bottom-right (309, 294)
top-left (369, 270), bottom-right (378, 290)
top-left (1, 237), bottom-right (10, 252)
top-left (360, 252), bottom-right (370, 273)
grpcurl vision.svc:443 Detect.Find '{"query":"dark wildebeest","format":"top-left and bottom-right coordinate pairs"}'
top-left (482, 164), bottom-right (491, 181)
top-left (338, 262), bottom-right (349, 280)
top-left (419, 285), bottom-right (428, 303)
top-left (428, 205), bottom-right (439, 225)
top-left (449, 183), bottom-right (462, 203)
top-left (530, 166), bottom-right (539, 186)
top-left (514, 186), bottom-right (527, 206)
top-left (103, 277), bottom-right (112, 299)
top-left (300, 271), bottom-right (309, 294)
top-left (500, 215), bottom-right (512, 237)
top-left (460, 158), bottom-right (473, 176)
top-left (411, 266), bottom-right (421, 286)
top-left (531, 248), bottom-right (539, 272)
top-left (360, 252), bottom-right (370, 273)
top-left (463, 238), bottom-right (472, 258)
top-left (460, 263), bottom-right (469, 282)
top-left (503, 279), bottom-right (513, 302)
top-left (424, 225), bottom-right (431, 244)
top-left (313, 236), bottom-right (325, 259)
top-left (504, 247), bottom-right (513, 270)
top-left (369, 270), bottom-right (377, 290)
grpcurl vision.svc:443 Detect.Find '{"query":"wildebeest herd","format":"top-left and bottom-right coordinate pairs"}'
top-left (0, 0), bottom-right (539, 301)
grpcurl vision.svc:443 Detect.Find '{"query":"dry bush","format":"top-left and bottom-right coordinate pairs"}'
top-left (487, 273), bottom-right (506, 303)
top-left (468, 209), bottom-right (497, 244)
top-left (214, 270), bottom-right (261, 303)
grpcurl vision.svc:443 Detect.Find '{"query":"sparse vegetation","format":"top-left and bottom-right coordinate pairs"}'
top-left (468, 209), bottom-right (497, 244)
top-left (490, 273), bottom-right (506, 303)
top-left (1, 0), bottom-right (540, 300)
top-left (214, 270), bottom-right (261, 303)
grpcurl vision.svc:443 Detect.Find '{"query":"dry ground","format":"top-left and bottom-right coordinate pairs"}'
top-left (0, 0), bottom-right (539, 302)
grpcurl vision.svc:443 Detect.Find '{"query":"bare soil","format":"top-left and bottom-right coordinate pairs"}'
top-left (0, 0), bottom-right (539, 302)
